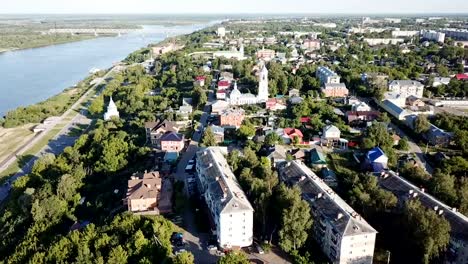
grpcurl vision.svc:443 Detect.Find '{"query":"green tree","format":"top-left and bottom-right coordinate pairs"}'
top-left (277, 186), bottom-right (312, 252)
top-left (172, 251), bottom-right (194, 264)
top-left (397, 137), bottom-right (410, 151)
top-left (89, 95), bottom-right (105, 115)
top-left (217, 251), bottom-right (249, 264)
top-left (292, 135), bottom-right (301, 145)
top-left (264, 132), bottom-right (281, 146)
top-left (403, 200), bottom-right (450, 264)
top-left (237, 121), bottom-right (256, 139)
top-left (192, 86), bottom-right (207, 109)
top-left (94, 131), bottom-right (130, 173)
top-left (201, 127), bottom-right (217, 147)
top-left (31, 195), bottom-right (68, 223)
top-left (414, 115), bottom-right (431, 134)
top-left (107, 246), bottom-right (128, 264)
top-left (429, 172), bottom-right (457, 205)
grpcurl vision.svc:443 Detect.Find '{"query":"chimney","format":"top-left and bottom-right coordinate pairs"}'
top-left (145, 184), bottom-right (151, 188)
top-left (438, 210), bottom-right (443, 215)
top-left (434, 206), bottom-right (439, 211)
top-left (421, 188), bottom-right (425, 193)
top-left (299, 175), bottom-right (306, 182)
top-left (336, 213), bottom-right (344, 220)
top-left (317, 193), bottom-right (323, 199)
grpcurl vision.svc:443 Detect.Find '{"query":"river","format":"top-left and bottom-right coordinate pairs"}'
top-left (0, 23), bottom-right (211, 116)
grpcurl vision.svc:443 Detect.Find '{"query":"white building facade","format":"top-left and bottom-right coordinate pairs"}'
top-left (196, 147), bottom-right (254, 249)
top-left (227, 65), bottom-right (269, 106)
top-left (279, 161), bottom-right (377, 264)
top-left (388, 80), bottom-right (425, 98)
top-left (104, 97), bottom-right (120, 121)
top-left (421, 30), bottom-right (446, 43)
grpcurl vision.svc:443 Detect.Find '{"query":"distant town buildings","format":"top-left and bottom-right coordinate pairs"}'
top-left (217, 27), bottom-right (226, 37)
top-left (278, 161), bottom-right (377, 264)
top-left (391, 30), bottom-right (419, 38)
top-left (196, 147), bottom-right (254, 249)
top-left (256, 48), bottom-right (276, 61)
top-left (301, 39), bottom-right (321, 51)
top-left (421, 30), bottom-right (446, 43)
top-left (364, 38), bottom-right (404, 46)
top-left (442, 28), bottom-right (468, 41)
top-left (104, 97), bottom-right (119, 121)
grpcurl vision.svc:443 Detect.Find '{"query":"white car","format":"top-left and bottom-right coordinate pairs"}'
top-left (207, 245), bottom-right (217, 251)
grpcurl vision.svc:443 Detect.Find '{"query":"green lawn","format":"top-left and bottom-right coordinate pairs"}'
top-left (0, 126), bottom-right (63, 181)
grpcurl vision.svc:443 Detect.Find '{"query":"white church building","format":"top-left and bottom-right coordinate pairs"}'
top-left (104, 97), bottom-right (120, 120)
top-left (227, 64), bottom-right (269, 106)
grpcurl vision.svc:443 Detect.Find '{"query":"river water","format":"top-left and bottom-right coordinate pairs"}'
top-left (0, 23), bottom-right (210, 116)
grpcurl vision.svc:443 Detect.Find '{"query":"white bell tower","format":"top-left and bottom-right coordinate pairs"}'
top-left (257, 65), bottom-right (269, 102)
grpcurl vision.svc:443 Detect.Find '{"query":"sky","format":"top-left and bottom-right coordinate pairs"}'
top-left (1, 0), bottom-right (468, 14)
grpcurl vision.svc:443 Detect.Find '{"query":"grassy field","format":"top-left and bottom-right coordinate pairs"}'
top-left (0, 33), bottom-right (95, 53)
top-left (0, 124), bottom-right (36, 162)
top-left (0, 126), bottom-right (62, 180)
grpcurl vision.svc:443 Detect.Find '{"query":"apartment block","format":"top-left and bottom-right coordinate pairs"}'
top-left (379, 172), bottom-right (468, 264)
top-left (278, 161), bottom-right (377, 264)
top-left (196, 147), bottom-right (254, 249)
top-left (388, 80), bottom-right (425, 98)
top-left (316, 66), bottom-right (341, 85)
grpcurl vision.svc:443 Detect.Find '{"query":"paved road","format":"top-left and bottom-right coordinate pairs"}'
top-left (364, 97), bottom-right (434, 175)
top-left (388, 123), bottom-right (434, 174)
top-left (172, 88), bottom-right (218, 263)
top-left (0, 68), bottom-right (116, 202)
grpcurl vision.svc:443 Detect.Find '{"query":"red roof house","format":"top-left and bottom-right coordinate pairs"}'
top-left (218, 80), bottom-right (231, 90)
top-left (284, 128), bottom-right (304, 143)
top-left (455, 74), bottom-right (468, 81)
top-left (266, 98), bottom-right (287, 111)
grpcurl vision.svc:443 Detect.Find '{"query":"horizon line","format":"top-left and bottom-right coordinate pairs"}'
top-left (1, 12), bottom-right (468, 16)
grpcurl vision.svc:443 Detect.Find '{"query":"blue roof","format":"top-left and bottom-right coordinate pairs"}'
top-left (367, 147), bottom-right (386, 162)
top-left (382, 100), bottom-right (404, 115)
top-left (164, 152), bottom-right (179, 161)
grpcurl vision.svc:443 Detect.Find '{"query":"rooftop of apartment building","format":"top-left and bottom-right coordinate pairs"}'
top-left (220, 107), bottom-right (245, 116)
top-left (279, 160), bottom-right (377, 237)
top-left (317, 66), bottom-right (339, 77)
top-left (197, 147), bottom-right (253, 214)
top-left (389, 80), bottom-right (424, 87)
top-left (379, 172), bottom-right (468, 241)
